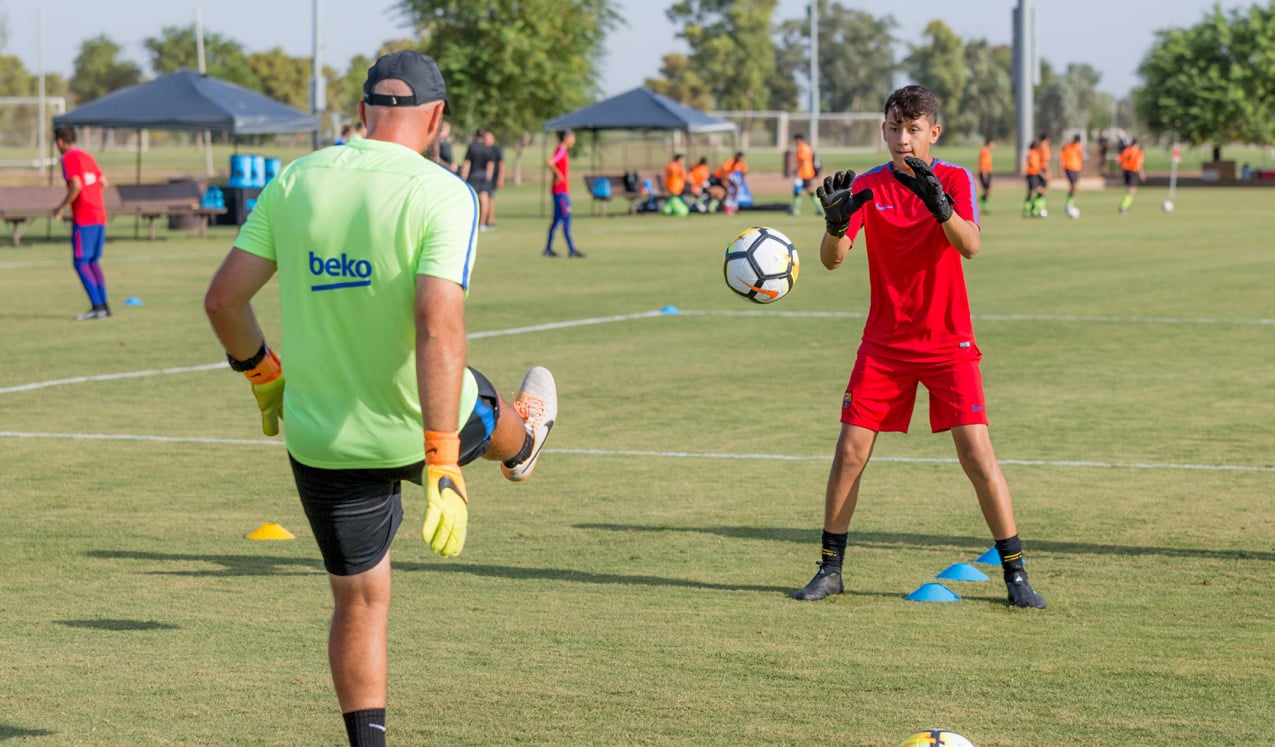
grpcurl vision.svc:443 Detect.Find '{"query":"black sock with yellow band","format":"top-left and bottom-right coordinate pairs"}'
top-left (995, 535), bottom-right (1025, 578)
top-left (820, 530), bottom-right (848, 572)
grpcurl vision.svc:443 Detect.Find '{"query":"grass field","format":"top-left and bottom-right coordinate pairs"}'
top-left (1, 173), bottom-right (1272, 746)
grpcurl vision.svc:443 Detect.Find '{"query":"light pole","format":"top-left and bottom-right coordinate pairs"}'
top-left (809, 2), bottom-right (819, 147)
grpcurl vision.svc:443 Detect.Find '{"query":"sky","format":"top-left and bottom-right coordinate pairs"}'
top-left (2, 0), bottom-right (1245, 101)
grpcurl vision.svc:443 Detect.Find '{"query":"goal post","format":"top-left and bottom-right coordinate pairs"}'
top-left (0, 96), bottom-right (67, 170)
top-left (708, 110), bottom-right (885, 153)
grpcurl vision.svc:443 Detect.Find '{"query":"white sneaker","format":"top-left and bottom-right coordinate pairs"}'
top-left (501, 366), bottom-right (557, 482)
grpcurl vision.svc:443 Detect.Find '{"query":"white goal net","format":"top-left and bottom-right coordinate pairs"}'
top-left (0, 96), bottom-right (67, 168)
top-left (708, 110), bottom-right (885, 153)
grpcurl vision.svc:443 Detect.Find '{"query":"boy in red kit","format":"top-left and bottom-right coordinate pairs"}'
top-left (793, 85), bottom-right (1045, 609)
top-left (52, 126), bottom-right (111, 320)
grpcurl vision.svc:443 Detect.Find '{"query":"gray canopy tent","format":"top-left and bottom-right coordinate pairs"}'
top-left (539, 87), bottom-right (737, 213)
top-left (53, 69), bottom-right (317, 182)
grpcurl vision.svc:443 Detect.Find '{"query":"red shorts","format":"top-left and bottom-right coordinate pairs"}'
top-left (840, 352), bottom-right (989, 433)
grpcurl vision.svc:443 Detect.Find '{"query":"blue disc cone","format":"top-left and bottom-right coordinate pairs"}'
top-left (905, 582), bottom-right (961, 602)
top-left (660, 305), bottom-right (681, 315)
top-left (936, 562), bottom-right (990, 582)
top-left (124, 296), bottom-right (143, 306)
top-left (975, 547), bottom-right (1000, 565)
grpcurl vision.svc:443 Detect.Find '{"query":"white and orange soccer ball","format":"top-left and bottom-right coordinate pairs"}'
top-left (897, 729), bottom-right (976, 747)
top-left (723, 226), bottom-right (799, 304)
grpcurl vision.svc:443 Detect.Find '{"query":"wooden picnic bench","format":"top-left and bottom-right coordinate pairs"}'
top-left (0, 181), bottom-right (226, 245)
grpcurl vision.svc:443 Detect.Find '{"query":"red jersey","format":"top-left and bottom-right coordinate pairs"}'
top-left (61, 147), bottom-right (107, 225)
top-left (845, 159), bottom-right (981, 362)
top-left (550, 144), bottom-right (570, 195)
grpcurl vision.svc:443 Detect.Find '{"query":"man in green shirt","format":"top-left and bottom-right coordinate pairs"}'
top-left (205, 51), bottom-right (557, 747)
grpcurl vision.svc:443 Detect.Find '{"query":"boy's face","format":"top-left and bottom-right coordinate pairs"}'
top-left (882, 107), bottom-right (941, 171)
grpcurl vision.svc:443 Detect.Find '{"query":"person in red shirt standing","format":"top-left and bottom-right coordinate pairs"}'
top-left (544, 129), bottom-right (584, 258)
top-left (52, 126), bottom-right (111, 320)
top-left (794, 85), bottom-right (1045, 609)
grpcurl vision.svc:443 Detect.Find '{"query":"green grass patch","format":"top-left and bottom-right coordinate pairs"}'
top-left (1, 176), bottom-right (1272, 745)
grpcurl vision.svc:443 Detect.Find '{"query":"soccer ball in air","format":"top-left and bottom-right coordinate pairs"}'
top-left (897, 729), bottom-right (976, 747)
top-left (723, 226), bottom-right (799, 304)
top-left (1065, 204), bottom-right (1080, 219)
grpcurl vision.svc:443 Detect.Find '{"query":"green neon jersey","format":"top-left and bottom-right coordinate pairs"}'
top-left (234, 137), bottom-right (479, 468)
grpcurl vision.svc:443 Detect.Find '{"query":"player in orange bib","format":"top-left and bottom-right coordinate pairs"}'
top-left (791, 134), bottom-right (823, 216)
top-left (1118, 139), bottom-right (1146, 214)
top-left (976, 138), bottom-right (994, 211)
top-left (1060, 135), bottom-right (1084, 213)
top-left (1022, 140), bottom-right (1047, 218)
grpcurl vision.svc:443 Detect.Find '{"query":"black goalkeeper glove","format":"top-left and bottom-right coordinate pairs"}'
top-left (892, 156), bottom-right (953, 223)
top-left (817, 170), bottom-right (874, 238)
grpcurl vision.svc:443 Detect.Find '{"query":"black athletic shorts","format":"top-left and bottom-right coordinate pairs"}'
top-left (978, 172), bottom-right (992, 191)
top-left (1026, 174), bottom-right (1046, 191)
top-left (1122, 169), bottom-right (1139, 187)
top-left (1065, 169), bottom-right (1080, 185)
top-left (290, 367), bottom-right (501, 576)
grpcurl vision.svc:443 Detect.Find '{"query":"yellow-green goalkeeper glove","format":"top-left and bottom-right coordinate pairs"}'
top-left (422, 430), bottom-right (468, 557)
top-left (230, 344), bottom-right (285, 436)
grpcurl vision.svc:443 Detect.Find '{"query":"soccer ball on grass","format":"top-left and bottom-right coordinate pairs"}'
top-left (897, 729), bottom-right (976, 747)
top-left (1065, 204), bottom-right (1080, 219)
top-left (723, 226), bottom-right (799, 304)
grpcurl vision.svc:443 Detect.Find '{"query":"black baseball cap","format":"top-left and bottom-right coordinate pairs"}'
top-left (363, 51), bottom-right (449, 111)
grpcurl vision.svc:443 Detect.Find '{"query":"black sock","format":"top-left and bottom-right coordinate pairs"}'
top-left (501, 430), bottom-right (534, 468)
top-left (995, 535), bottom-right (1025, 578)
top-left (343, 709), bottom-right (386, 747)
top-left (820, 531), bottom-right (848, 571)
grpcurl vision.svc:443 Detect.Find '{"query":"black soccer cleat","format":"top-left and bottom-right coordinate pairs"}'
top-left (793, 564), bottom-right (844, 601)
top-left (1005, 570), bottom-right (1047, 609)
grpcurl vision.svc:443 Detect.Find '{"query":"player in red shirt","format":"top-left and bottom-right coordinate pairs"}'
top-left (794, 85), bottom-right (1045, 609)
top-left (52, 126), bottom-right (111, 320)
top-left (543, 129), bottom-right (584, 258)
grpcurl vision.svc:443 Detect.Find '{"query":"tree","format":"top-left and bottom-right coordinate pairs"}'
top-left (903, 19), bottom-right (966, 122)
top-left (144, 25), bottom-right (260, 90)
top-left (645, 53), bottom-right (714, 111)
top-left (957, 39), bottom-right (1013, 140)
top-left (1137, 3), bottom-right (1275, 159)
top-left (775, 2), bottom-right (896, 114)
top-left (394, 0), bottom-right (620, 178)
top-left (70, 35), bottom-right (142, 104)
top-left (664, 0), bottom-right (777, 111)
top-left (246, 48), bottom-right (311, 110)
top-left (1036, 63), bottom-right (1101, 141)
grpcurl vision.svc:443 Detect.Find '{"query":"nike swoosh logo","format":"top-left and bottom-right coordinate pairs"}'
top-left (875, 204), bottom-right (895, 210)
top-left (972, 405), bottom-right (985, 412)
top-left (438, 475), bottom-right (467, 504)
top-left (527, 420), bottom-right (554, 464)
top-left (370, 724), bottom-right (387, 733)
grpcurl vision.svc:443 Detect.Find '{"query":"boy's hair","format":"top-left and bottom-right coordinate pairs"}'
top-left (556, 129), bottom-right (571, 142)
top-left (883, 85), bottom-right (939, 124)
top-left (53, 126), bottom-right (77, 144)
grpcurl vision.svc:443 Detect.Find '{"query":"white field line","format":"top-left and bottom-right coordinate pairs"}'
top-left (0, 363), bottom-right (228, 394)
top-left (3, 308), bottom-right (1272, 474)
top-left (0, 432), bottom-right (1271, 473)
top-left (679, 309), bottom-right (1275, 326)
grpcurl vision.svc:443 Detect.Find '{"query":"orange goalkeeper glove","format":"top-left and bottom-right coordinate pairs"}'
top-left (231, 344), bottom-right (285, 436)
top-left (422, 430), bottom-right (468, 557)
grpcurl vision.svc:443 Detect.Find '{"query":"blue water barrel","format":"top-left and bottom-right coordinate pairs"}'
top-left (263, 157), bottom-right (282, 184)
top-left (249, 155), bottom-right (266, 187)
top-left (228, 154), bottom-right (253, 188)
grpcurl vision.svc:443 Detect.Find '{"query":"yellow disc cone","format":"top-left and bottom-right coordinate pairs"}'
top-left (245, 522), bottom-right (295, 540)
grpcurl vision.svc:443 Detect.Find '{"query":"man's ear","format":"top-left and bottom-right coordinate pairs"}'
top-left (930, 123), bottom-right (942, 145)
